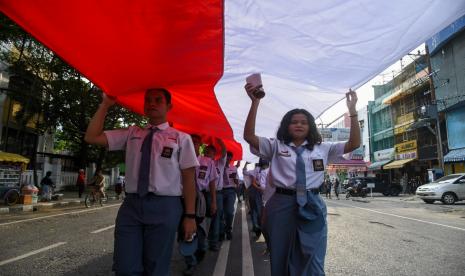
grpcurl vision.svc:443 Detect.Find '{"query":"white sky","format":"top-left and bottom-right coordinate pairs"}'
top-left (318, 44), bottom-right (426, 125)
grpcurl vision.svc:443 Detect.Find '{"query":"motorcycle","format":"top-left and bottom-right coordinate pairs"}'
top-left (345, 185), bottom-right (367, 199)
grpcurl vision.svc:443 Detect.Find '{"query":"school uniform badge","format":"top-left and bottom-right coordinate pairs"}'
top-left (312, 159), bottom-right (324, 171)
top-left (161, 147), bottom-right (173, 158)
top-left (198, 166), bottom-right (208, 180)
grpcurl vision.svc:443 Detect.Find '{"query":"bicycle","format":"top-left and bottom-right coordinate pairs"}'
top-left (84, 185), bottom-right (107, 208)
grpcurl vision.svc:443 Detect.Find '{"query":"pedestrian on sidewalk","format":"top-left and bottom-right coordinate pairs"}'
top-left (243, 83), bottom-right (360, 276)
top-left (334, 178), bottom-right (340, 200)
top-left (76, 169), bottom-right (86, 198)
top-left (325, 178), bottom-right (332, 199)
top-left (40, 171), bottom-right (54, 202)
top-left (85, 89), bottom-right (198, 276)
top-left (115, 174), bottom-right (125, 199)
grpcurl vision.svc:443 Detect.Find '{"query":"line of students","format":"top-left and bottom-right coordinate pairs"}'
top-left (179, 135), bottom-right (239, 275)
top-left (85, 84), bottom-right (360, 276)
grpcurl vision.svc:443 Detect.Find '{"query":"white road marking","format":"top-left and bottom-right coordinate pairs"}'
top-left (0, 242), bottom-right (67, 266)
top-left (241, 205), bottom-right (254, 276)
top-left (91, 224), bottom-right (115, 234)
top-left (0, 203), bottom-right (121, 227)
top-left (328, 200), bottom-right (465, 232)
top-left (212, 200), bottom-right (238, 276)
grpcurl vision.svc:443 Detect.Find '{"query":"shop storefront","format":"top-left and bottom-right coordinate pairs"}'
top-left (444, 107), bottom-right (465, 175)
top-left (368, 148), bottom-right (394, 183)
top-left (327, 159), bottom-right (368, 181)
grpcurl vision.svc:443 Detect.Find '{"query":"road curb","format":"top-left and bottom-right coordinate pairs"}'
top-left (0, 197), bottom-right (122, 214)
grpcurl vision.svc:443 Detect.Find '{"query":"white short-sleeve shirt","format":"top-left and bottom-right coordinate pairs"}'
top-left (256, 168), bottom-right (269, 189)
top-left (251, 137), bottom-right (345, 189)
top-left (223, 165), bottom-right (238, 188)
top-left (197, 156), bottom-right (218, 192)
top-left (104, 122), bottom-right (199, 196)
top-left (214, 155), bottom-right (227, 190)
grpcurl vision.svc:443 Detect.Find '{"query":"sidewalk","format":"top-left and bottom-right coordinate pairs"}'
top-left (0, 189), bottom-right (121, 214)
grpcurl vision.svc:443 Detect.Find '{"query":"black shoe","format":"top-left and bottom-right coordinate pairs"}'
top-left (195, 249), bottom-right (206, 263)
top-left (226, 232), bottom-right (232, 240)
top-left (183, 265), bottom-right (196, 276)
top-left (254, 228), bottom-right (261, 238)
top-left (209, 244), bottom-right (220, 251)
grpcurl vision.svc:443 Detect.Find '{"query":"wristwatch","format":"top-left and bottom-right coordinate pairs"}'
top-left (184, 213), bottom-right (196, 219)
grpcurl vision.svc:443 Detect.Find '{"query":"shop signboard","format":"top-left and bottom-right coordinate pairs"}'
top-left (374, 148), bottom-right (394, 162)
top-left (395, 140), bottom-right (417, 153)
top-left (395, 140), bottom-right (417, 160)
top-left (396, 151), bottom-right (417, 160)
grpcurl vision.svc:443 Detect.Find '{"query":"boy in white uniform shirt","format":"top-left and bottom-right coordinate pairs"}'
top-left (221, 151), bottom-right (238, 240)
top-left (182, 134), bottom-right (218, 275)
top-left (85, 89), bottom-right (198, 276)
top-left (248, 159), bottom-right (268, 238)
top-left (204, 139), bottom-right (227, 249)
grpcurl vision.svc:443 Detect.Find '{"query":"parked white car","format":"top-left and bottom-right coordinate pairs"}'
top-left (416, 173), bottom-right (465, 205)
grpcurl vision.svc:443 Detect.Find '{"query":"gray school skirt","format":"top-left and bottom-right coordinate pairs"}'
top-left (263, 190), bottom-right (327, 276)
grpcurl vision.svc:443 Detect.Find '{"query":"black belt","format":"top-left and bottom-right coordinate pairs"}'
top-left (275, 187), bottom-right (320, 195)
top-left (223, 187), bottom-right (236, 190)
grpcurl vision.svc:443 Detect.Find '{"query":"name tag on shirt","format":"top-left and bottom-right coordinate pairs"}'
top-left (198, 166), bottom-right (208, 180)
top-left (278, 150), bottom-right (291, 157)
top-left (161, 147), bottom-right (173, 158)
top-left (312, 159), bottom-right (325, 171)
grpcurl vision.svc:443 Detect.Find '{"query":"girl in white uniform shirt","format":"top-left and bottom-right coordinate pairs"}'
top-left (244, 84), bottom-right (360, 276)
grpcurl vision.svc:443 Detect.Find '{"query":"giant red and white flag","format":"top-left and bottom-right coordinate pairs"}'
top-left (1, 0), bottom-right (464, 160)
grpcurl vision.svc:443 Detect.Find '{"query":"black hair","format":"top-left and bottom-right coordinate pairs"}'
top-left (146, 88), bottom-right (172, 104)
top-left (205, 145), bottom-right (216, 152)
top-left (258, 158), bottom-right (269, 167)
top-left (226, 151), bottom-right (233, 157)
top-left (190, 134), bottom-right (201, 141)
top-left (276, 108), bottom-right (322, 150)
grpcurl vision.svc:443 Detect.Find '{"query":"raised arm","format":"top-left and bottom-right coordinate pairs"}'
top-left (344, 89), bottom-right (361, 153)
top-left (243, 83), bottom-right (261, 150)
top-left (216, 138), bottom-right (227, 159)
top-left (84, 93), bottom-right (116, 146)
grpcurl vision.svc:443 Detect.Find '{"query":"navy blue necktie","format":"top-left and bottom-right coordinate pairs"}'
top-left (293, 146), bottom-right (307, 206)
top-left (138, 127), bottom-right (156, 197)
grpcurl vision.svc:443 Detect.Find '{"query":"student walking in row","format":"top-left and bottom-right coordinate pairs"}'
top-left (85, 88), bottom-right (198, 276)
top-left (243, 82), bottom-right (360, 276)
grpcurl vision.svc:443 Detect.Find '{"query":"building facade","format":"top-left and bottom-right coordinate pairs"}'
top-left (368, 82), bottom-right (395, 184)
top-left (428, 15), bottom-right (465, 175)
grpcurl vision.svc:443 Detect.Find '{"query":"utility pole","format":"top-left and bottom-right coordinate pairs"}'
top-left (425, 44), bottom-right (444, 172)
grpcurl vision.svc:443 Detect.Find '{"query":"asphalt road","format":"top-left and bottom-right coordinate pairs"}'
top-left (0, 195), bottom-right (464, 276)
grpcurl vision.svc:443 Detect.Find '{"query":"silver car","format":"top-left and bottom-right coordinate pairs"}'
top-left (416, 173), bottom-right (465, 204)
